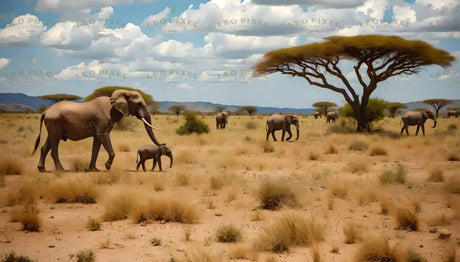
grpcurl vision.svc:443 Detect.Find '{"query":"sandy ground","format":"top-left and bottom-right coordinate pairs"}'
top-left (0, 114), bottom-right (459, 262)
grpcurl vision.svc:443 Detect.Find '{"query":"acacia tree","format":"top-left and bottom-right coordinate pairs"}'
top-left (242, 106), bottom-right (258, 117)
top-left (313, 101), bottom-right (337, 117)
top-left (168, 105), bottom-right (187, 117)
top-left (423, 99), bottom-right (452, 118)
top-left (253, 35), bottom-right (455, 131)
top-left (41, 94), bottom-right (82, 103)
top-left (215, 106), bottom-right (228, 113)
top-left (387, 102), bottom-right (407, 118)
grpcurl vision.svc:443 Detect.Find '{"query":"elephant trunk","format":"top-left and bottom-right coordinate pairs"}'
top-left (295, 122), bottom-right (300, 140)
top-left (167, 152), bottom-right (173, 168)
top-left (139, 110), bottom-right (162, 146)
top-left (432, 119), bottom-right (437, 128)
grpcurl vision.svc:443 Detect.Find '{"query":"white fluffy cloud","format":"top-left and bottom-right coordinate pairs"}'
top-left (0, 14), bottom-right (47, 46)
top-left (35, 0), bottom-right (157, 12)
top-left (0, 58), bottom-right (10, 69)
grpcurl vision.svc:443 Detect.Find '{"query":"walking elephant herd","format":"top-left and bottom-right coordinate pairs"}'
top-left (32, 90), bottom-right (452, 172)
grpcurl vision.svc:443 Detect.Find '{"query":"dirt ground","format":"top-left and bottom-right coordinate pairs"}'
top-left (0, 113), bottom-right (459, 262)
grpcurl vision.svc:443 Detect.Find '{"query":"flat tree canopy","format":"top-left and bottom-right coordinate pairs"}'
top-left (85, 86), bottom-right (155, 105)
top-left (253, 35), bottom-right (455, 131)
top-left (423, 99), bottom-right (452, 117)
top-left (242, 106), bottom-right (258, 116)
top-left (313, 101), bottom-right (337, 116)
top-left (387, 102), bottom-right (407, 118)
top-left (168, 105), bottom-right (187, 117)
top-left (41, 94), bottom-right (82, 103)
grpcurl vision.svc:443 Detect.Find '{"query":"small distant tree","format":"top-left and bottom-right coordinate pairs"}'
top-left (169, 105), bottom-right (187, 117)
top-left (233, 108), bottom-right (247, 115)
top-left (242, 106), bottom-right (258, 117)
top-left (386, 102), bottom-right (407, 118)
top-left (423, 99), bottom-right (452, 118)
top-left (176, 111), bottom-right (209, 135)
top-left (85, 86), bottom-right (155, 105)
top-left (215, 106), bottom-right (227, 113)
top-left (40, 93), bottom-right (82, 103)
top-left (37, 104), bottom-right (48, 113)
top-left (149, 101), bottom-right (161, 115)
top-left (313, 101), bottom-right (337, 117)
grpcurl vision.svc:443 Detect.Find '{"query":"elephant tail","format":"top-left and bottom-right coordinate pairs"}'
top-left (399, 118), bottom-right (403, 125)
top-left (32, 113), bottom-right (45, 155)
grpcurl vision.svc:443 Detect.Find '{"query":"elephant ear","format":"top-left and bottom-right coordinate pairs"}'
top-left (110, 90), bottom-right (130, 116)
top-left (422, 110), bottom-right (429, 119)
top-left (160, 145), bottom-right (167, 155)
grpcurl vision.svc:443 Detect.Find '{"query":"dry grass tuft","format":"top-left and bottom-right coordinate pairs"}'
top-left (0, 157), bottom-right (23, 175)
top-left (71, 157), bottom-right (87, 172)
top-left (329, 180), bottom-right (348, 199)
top-left (131, 195), bottom-right (198, 223)
top-left (427, 169), bottom-right (444, 182)
top-left (379, 165), bottom-right (406, 184)
top-left (369, 146), bottom-right (387, 156)
top-left (447, 152), bottom-right (459, 161)
top-left (348, 160), bottom-right (368, 174)
top-left (325, 144), bottom-right (339, 154)
top-left (393, 204), bottom-right (419, 231)
top-left (2, 180), bottom-right (37, 207)
top-left (257, 180), bottom-right (298, 210)
top-left (343, 222), bottom-right (362, 244)
top-left (348, 139), bottom-right (368, 151)
top-left (228, 244), bottom-right (258, 260)
top-left (446, 174), bottom-right (460, 194)
top-left (1, 252), bottom-right (33, 262)
top-left (11, 205), bottom-right (41, 232)
top-left (262, 141), bottom-right (274, 153)
top-left (215, 224), bottom-right (243, 243)
top-left (310, 243), bottom-right (321, 262)
top-left (103, 193), bottom-right (137, 221)
top-left (309, 151), bottom-right (320, 160)
top-left (46, 178), bottom-right (98, 204)
top-left (175, 172), bottom-right (190, 186)
top-left (254, 211), bottom-right (325, 253)
top-left (86, 217), bottom-right (101, 231)
top-left (69, 249), bottom-right (95, 262)
top-left (405, 249), bottom-right (427, 262)
top-left (356, 188), bottom-right (378, 206)
top-left (355, 234), bottom-right (400, 262)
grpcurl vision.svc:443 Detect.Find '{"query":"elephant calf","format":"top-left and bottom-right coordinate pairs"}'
top-left (326, 111), bottom-right (338, 123)
top-left (136, 144), bottom-right (173, 172)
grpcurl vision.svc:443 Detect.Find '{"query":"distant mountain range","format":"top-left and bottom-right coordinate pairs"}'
top-left (1, 93), bottom-right (459, 114)
top-left (0, 93), bottom-right (314, 114)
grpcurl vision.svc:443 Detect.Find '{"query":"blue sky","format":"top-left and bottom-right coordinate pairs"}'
top-left (0, 0), bottom-right (459, 108)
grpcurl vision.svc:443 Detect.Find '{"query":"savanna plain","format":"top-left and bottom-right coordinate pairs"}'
top-left (0, 113), bottom-right (459, 262)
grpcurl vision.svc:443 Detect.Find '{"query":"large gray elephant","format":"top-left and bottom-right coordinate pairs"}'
top-left (136, 144), bottom-right (173, 172)
top-left (216, 112), bottom-right (229, 129)
top-left (326, 111), bottom-right (338, 123)
top-left (447, 110), bottom-right (458, 118)
top-left (33, 90), bottom-right (163, 172)
top-left (266, 114), bottom-right (299, 141)
top-left (400, 109), bottom-right (437, 136)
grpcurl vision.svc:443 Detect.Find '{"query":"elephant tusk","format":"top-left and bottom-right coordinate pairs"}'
top-left (141, 118), bottom-right (159, 130)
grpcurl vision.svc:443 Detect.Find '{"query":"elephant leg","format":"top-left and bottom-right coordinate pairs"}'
top-left (415, 125), bottom-right (420, 135)
top-left (142, 161), bottom-right (146, 172)
top-left (38, 138), bottom-right (52, 172)
top-left (421, 125), bottom-right (425, 136)
top-left (50, 139), bottom-right (65, 171)
top-left (136, 160), bottom-right (141, 171)
top-left (271, 131), bottom-right (277, 141)
top-left (400, 126), bottom-right (404, 135)
top-left (100, 135), bottom-right (115, 170)
top-left (152, 159), bottom-right (157, 171)
top-left (266, 131), bottom-right (270, 141)
top-left (281, 130), bottom-right (285, 141)
top-left (88, 138), bottom-right (101, 171)
top-left (285, 128), bottom-right (292, 141)
top-left (158, 157), bottom-right (162, 171)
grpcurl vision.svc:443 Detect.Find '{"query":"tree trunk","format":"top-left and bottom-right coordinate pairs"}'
top-left (351, 101), bottom-right (370, 132)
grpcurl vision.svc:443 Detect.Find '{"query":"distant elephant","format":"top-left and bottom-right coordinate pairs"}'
top-left (314, 112), bottom-right (321, 119)
top-left (33, 90), bottom-right (163, 172)
top-left (216, 112), bottom-right (229, 129)
top-left (266, 114), bottom-right (300, 141)
top-left (447, 110), bottom-right (458, 118)
top-left (400, 109), bottom-right (437, 136)
top-left (136, 144), bottom-right (173, 172)
top-left (326, 111), bottom-right (338, 123)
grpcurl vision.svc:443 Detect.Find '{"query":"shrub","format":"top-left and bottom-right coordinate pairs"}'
top-left (348, 139), bottom-right (368, 151)
top-left (341, 98), bottom-right (388, 126)
top-left (427, 169), bottom-right (444, 182)
top-left (150, 237), bottom-right (162, 246)
top-left (71, 158), bottom-right (87, 172)
top-left (329, 180), bottom-right (348, 199)
top-left (379, 165), bottom-right (406, 184)
top-left (11, 205), bottom-right (41, 232)
top-left (369, 146), bottom-right (387, 156)
top-left (3, 181), bottom-right (37, 206)
top-left (0, 158), bottom-right (23, 175)
top-left (103, 193), bottom-right (136, 222)
top-left (393, 205), bottom-right (419, 231)
top-left (245, 121), bottom-right (258, 129)
top-left (69, 249), bottom-right (95, 262)
top-left (343, 222), bottom-right (362, 244)
top-left (405, 249), bottom-right (427, 262)
top-left (215, 224), bottom-right (243, 243)
top-left (46, 179), bottom-right (97, 204)
top-left (447, 123), bottom-right (457, 134)
top-left (262, 141), bottom-right (274, 153)
top-left (254, 211), bottom-right (325, 253)
top-left (1, 251), bottom-right (34, 262)
top-left (348, 160), bottom-right (368, 173)
top-left (176, 112), bottom-right (209, 135)
top-left (257, 181), bottom-right (298, 210)
top-left (86, 217), bottom-right (101, 231)
top-left (325, 144), bottom-right (338, 154)
top-left (131, 196), bottom-right (198, 224)
top-left (355, 234), bottom-right (400, 262)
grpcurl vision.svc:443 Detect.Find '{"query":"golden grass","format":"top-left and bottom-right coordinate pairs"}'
top-left (369, 146), bottom-right (388, 156)
top-left (131, 195), bottom-right (199, 223)
top-left (393, 204), bottom-right (419, 231)
top-left (215, 224), bottom-right (243, 243)
top-left (0, 157), bottom-right (23, 175)
top-left (45, 178), bottom-right (98, 204)
top-left (228, 244), bottom-right (258, 260)
top-left (103, 193), bottom-right (137, 221)
top-left (343, 222), bottom-right (362, 244)
top-left (10, 204), bottom-right (41, 232)
top-left (446, 174), bottom-right (460, 194)
top-left (1, 180), bottom-right (38, 207)
top-left (355, 233), bottom-right (400, 262)
top-left (257, 180), bottom-right (299, 210)
top-left (427, 168), bottom-right (444, 182)
top-left (328, 180), bottom-right (349, 199)
top-left (254, 211), bottom-right (325, 253)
